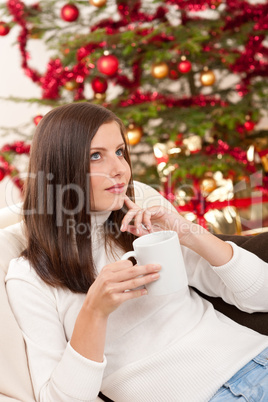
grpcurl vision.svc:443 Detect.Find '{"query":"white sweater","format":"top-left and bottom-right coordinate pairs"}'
top-left (5, 182), bottom-right (268, 402)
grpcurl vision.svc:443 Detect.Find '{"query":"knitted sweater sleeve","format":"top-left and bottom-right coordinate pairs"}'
top-left (5, 258), bottom-right (106, 402)
top-left (182, 241), bottom-right (268, 313)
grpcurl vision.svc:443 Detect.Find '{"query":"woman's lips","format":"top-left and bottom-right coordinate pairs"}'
top-left (105, 184), bottom-right (125, 194)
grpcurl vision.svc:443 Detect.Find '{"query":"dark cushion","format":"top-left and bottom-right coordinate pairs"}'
top-left (193, 232), bottom-right (268, 335)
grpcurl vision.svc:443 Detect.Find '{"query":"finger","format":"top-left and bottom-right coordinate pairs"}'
top-left (101, 259), bottom-right (133, 274)
top-left (117, 271), bottom-right (160, 294)
top-left (124, 195), bottom-right (138, 209)
top-left (121, 208), bottom-right (152, 234)
top-left (124, 224), bottom-right (149, 237)
top-left (121, 196), bottom-right (142, 232)
top-left (121, 208), bottom-right (140, 232)
top-left (120, 287), bottom-right (148, 301)
top-left (142, 209), bottom-right (153, 232)
top-left (115, 263), bottom-right (161, 282)
top-left (134, 209), bottom-right (144, 234)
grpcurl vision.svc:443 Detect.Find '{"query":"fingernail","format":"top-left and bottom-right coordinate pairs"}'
top-left (120, 224), bottom-right (125, 231)
top-left (152, 265), bottom-right (161, 271)
top-left (141, 289), bottom-right (148, 295)
top-left (151, 273), bottom-right (160, 280)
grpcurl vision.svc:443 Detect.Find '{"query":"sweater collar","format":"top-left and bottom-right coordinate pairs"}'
top-left (90, 209), bottom-right (112, 227)
top-left (90, 209), bottom-right (112, 248)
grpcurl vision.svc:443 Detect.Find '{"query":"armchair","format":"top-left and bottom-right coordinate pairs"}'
top-left (0, 206), bottom-right (267, 401)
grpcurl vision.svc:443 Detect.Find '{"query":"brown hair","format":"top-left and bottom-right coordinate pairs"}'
top-left (21, 102), bottom-right (136, 293)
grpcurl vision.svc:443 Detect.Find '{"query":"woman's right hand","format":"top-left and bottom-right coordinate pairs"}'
top-left (84, 259), bottom-right (161, 318)
top-left (70, 260), bottom-right (161, 361)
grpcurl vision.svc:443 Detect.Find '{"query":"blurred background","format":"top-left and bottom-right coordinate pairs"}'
top-left (0, 0), bottom-right (267, 234)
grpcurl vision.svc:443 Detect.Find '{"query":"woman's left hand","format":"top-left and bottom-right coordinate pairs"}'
top-left (121, 196), bottom-right (233, 266)
top-left (120, 196), bottom-right (192, 241)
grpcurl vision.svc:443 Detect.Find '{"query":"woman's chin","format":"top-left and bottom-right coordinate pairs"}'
top-left (110, 197), bottom-right (125, 211)
top-left (92, 194), bottom-right (125, 212)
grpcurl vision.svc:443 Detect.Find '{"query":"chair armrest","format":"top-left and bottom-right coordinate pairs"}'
top-left (0, 203), bottom-right (23, 229)
top-left (216, 233), bottom-right (268, 263)
top-left (193, 232), bottom-right (268, 335)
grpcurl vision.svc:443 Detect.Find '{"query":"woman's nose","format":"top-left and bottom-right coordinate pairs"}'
top-left (110, 156), bottom-right (126, 177)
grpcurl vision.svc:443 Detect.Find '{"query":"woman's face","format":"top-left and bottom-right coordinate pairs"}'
top-left (89, 121), bottom-right (131, 211)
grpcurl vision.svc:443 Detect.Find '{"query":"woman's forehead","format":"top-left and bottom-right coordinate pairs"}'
top-left (91, 121), bottom-right (123, 147)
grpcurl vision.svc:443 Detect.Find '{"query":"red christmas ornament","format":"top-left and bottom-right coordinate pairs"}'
top-left (0, 167), bottom-right (6, 181)
top-left (91, 76), bottom-right (108, 93)
top-left (61, 4), bottom-right (79, 22)
top-left (97, 55), bottom-right (119, 76)
top-left (244, 121), bottom-right (255, 131)
top-left (178, 60), bottom-right (192, 74)
top-left (0, 21), bottom-right (10, 36)
top-left (33, 115), bottom-right (43, 126)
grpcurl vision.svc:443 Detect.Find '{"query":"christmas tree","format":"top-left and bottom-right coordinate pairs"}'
top-left (0, 0), bottom-right (268, 233)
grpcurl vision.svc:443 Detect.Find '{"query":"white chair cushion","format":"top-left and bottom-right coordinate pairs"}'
top-left (0, 222), bottom-right (35, 401)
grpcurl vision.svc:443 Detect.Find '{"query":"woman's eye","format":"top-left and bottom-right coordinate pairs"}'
top-left (116, 148), bottom-right (125, 157)
top-left (90, 152), bottom-right (101, 161)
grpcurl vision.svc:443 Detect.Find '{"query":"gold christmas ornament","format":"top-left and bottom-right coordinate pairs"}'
top-left (64, 81), bottom-right (79, 91)
top-left (89, 0), bottom-right (107, 7)
top-left (94, 92), bottom-right (106, 101)
top-left (151, 62), bottom-right (169, 79)
top-left (261, 156), bottom-right (268, 172)
top-left (126, 124), bottom-right (143, 145)
top-left (200, 67), bottom-right (216, 86)
top-left (199, 174), bottom-right (217, 196)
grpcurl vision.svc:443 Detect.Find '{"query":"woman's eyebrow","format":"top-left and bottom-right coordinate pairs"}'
top-left (90, 142), bottom-right (125, 150)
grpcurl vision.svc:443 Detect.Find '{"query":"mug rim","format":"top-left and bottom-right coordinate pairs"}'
top-left (133, 230), bottom-right (177, 247)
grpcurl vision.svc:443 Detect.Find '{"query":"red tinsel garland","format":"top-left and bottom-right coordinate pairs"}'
top-left (6, 0), bottom-right (268, 102)
top-left (1, 141), bottom-right (30, 154)
top-left (0, 140), bottom-right (31, 190)
top-left (91, 2), bottom-right (167, 34)
top-left (224, 2), bottom-right (268, 30)
top-left (117, 1), bottom-right (168, 24)
top-left (7, 0), bottom-right (41, 82)
top-left (164, 0), bottom-right (219, 11)
top-left (205, 140), bottom-right (255, 171)
top-left (119, 90), bottom-right (226, 108)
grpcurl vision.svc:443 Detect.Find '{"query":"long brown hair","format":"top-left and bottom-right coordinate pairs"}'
top-left (22, 102), bottom-right (136, 293)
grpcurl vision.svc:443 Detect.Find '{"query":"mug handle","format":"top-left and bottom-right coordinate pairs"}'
top-left (121, 251), bottom-right (136, 261)
top-left (120, 251), bottom-right (144, 292)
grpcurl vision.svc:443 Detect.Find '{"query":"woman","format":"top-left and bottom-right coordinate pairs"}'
top-left (6, 102), bottom-right (268, 402)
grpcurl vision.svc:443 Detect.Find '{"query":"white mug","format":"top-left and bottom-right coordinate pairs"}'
top-left (121, 231), bottom-right (188, 296)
